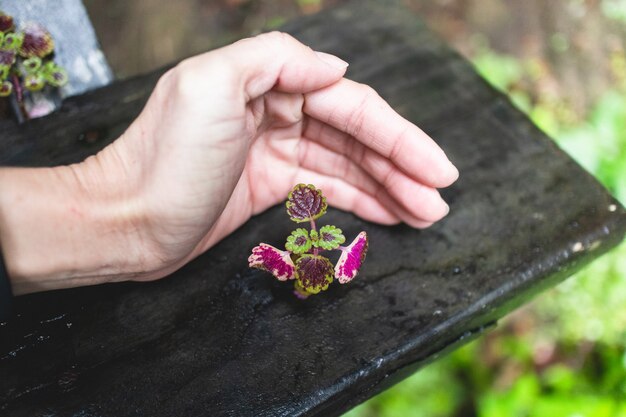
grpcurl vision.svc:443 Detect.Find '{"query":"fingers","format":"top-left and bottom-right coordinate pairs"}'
top-left (304, 78), bottom-right (459, 188)
top-left (292, 168), bottom-right (401, 226)
top-left (207, 32), bottom-right (348, 100)
top-left (298, 139), bottom-right (444, 226)
top-left (302, 118), bottom-right (450, 220)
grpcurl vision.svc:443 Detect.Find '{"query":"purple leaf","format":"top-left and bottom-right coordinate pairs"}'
top-left (0, 50), bottom-right (15, 66)
top-left (295, 254), bottom-right (334, 294)
top-left (0, 13), bottom-right (14, 33)
top-left (248, 243), bottom-right (295, 281)
top-left (19, 23), bottom-right (54, 58)
top-left (335, 232), bottom-right (368, 284)
top-left (286, 184), bottom-right (327, 223)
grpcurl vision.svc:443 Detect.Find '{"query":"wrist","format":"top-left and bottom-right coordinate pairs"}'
top-left (0, 162), bottom-right (150, 294)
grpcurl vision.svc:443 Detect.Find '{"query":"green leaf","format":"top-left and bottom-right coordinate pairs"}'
top-left (2, 32), bottom-right (23, 50)
top-left (285, 228), bottom-right (312, 254)
top-left (0, 80), bottom-right (12, 97)
top-left (23, 73), bottom-right (45, 91)
top-left (316, 225), bottom-right (345, 250)
top-left (22, 57), bottom-right (41, 73)
top-left (314, 225), bottom-right (346, 250)
top-left (285, 183), bottom-right (327, 223)
top-left (310, 229), bottom-right (319, 246)
top-left (43, 66), bottom-right (68, 87)
top-left (0, 64), bottom-right (10, 81)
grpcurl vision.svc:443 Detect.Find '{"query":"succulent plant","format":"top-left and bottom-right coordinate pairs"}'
top-left (0, 10), bottom-right (67, 100)
top-left (249, 184), bottom-right (369, 299)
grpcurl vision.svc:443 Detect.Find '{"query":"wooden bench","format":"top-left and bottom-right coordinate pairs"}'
top-left (1, 1), bottom-right (625, 416)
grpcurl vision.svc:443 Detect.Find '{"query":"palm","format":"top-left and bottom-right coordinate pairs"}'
top-left (197, 83), bottom-right (453, 257)
top-left (122, 34), bottom-right (457, 276)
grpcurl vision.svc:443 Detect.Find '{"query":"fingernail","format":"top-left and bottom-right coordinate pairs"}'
top-left (315, 51), bottom-right (349, 70)
top-left (449, 164), bottom-right (460, 182)
top-left (444, 202), bottom-right (450, 216)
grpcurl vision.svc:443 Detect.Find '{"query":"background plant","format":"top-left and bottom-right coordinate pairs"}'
top-left (0, 10), bottom-right (68, 99)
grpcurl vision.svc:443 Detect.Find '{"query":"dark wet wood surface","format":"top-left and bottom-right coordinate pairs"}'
top-left (1, 1), bottom-right (625, 416)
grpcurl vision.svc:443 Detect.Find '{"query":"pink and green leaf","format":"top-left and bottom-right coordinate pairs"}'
top-left (285, 183), bottom-right (327, 223)
top-left (295, 254), bottom-right (334, 294)
top-left (316, 225), bottom-right (345, 250)
top-left (248, 243), bottom-right (295, 281)
top-left (285, 228), bottom-right (312, 254)
top-left (19, 23), bottom-right (54, 58)
top-left (335, 231), bottom-right (368, 284)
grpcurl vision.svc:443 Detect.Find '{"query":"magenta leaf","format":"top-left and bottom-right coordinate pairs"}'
top-left (295, 254), bottom-right (334, 294)
top-left (316, 225), bottom-right (345, 250)
top-left (0, 12), bottom-right (14, 33)
top-left (19, 23), bottom-right (54, 58)
top-left (285, 228), bottom-right (312, 254)
top-left (335, 231), bottom-right (368, 284)
top-left (248, 243), bottom-right (295, 281)
top-left (286, 184), bottom-right (327, 223)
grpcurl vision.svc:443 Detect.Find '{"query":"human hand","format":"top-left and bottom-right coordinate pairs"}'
top-left (0, 32), bottom-right (458, 294)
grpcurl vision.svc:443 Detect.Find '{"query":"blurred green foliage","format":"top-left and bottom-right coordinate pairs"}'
top-left (344, 35), bottom-right (626, 417)
top-left (602, 0), bottom-right (626, 24)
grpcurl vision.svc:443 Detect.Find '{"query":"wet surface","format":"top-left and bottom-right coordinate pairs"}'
top-left (1, 1), bottom-right (625, 416)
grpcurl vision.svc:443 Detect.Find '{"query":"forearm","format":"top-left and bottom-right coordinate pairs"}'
top-left (0, 164), bottom-right (150, 295)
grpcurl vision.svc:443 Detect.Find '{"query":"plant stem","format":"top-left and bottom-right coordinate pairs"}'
top-left (11, 73), bottom-right (27, 121)
top-left (310, 218), bottom-right (318, 255)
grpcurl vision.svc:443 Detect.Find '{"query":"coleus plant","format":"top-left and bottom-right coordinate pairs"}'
top-left (249, 184), bottom-right (369, 299)
top-left (0, 10), bottom-right (68, 98)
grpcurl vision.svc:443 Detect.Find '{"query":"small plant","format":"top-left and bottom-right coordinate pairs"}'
top-left (0, 10), bottom-right (68, 99)
top-left (249, 184), bottom-right (369, 299)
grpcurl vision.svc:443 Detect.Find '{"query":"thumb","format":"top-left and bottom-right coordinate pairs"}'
top-left (212, 32), bottom-right (349, 100)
